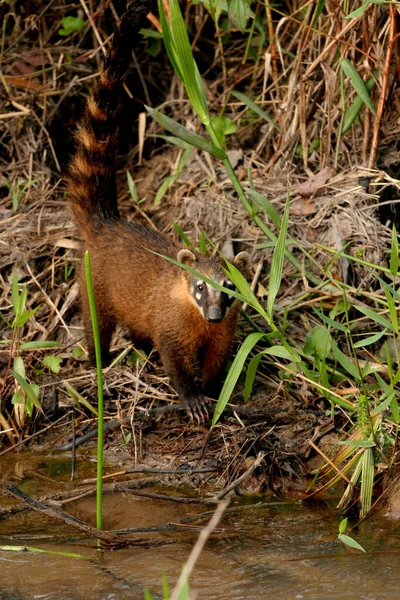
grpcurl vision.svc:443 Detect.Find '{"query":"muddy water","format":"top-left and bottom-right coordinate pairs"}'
top-left (1, 454), bottom-right (399, 600)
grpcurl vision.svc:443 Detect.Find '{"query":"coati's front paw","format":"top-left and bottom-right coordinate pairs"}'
top-left (185, 394), bottom-right (209, 423)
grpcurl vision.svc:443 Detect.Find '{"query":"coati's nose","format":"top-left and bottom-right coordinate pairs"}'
top-left (207, 305), bottom-right (223, 323)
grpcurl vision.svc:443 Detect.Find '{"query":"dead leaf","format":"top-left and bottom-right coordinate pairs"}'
top-left (290, 196), bottom-right (315, 215)
top-left (298, 166), bottom-right (335, 198)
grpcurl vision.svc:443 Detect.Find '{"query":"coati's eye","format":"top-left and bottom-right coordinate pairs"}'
top-left (197, 283), bottom-right (205, 292)
top-left (225, 280), bottom-right (235, 291)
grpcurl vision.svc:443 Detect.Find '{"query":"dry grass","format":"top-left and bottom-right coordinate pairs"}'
top-left (1, 0), bottom-right (400, 494)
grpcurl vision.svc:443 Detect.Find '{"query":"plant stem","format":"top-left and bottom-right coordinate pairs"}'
top-left (84, 250), bottom-right (104, 546)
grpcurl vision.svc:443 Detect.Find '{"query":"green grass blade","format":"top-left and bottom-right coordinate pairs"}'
top-left (146, 106), bottom-right (225, 159)
top-left (383, 283), bottom-right (399, 334)
top-left (84, 250), bottom-right (104, 539)
top-left (158, 0), bottom-right (183, 81)
top-left (346, 0), bottom-right (384, 19)
top-left (19, 341), bottom-right (60, 350)
top-left (312, 307), bottom-right (349, 333)
top-left (267, 191), bottom-right (290, 318)
top-left (340, 74), bottom-right (377, 135)
top-left (231, 90), bottom-right (279, 131)
top-left (353, 329), bottom-right (387, 348)
top-left (331, 342), bottom-right (360, 379)
top-left (168, 0), bottom-right (209, 122)
top-left (11, 270), bottom-right (19, 316)
top-left (172, 223), bottom-right (193, 247)
top-left (390, 223), bottom-right (399, 276)
top-left (338, 533), bottom-right (366, 553)
top-left (356, 305), bottom-right (394, 331)
top-left (311, 0), bottom-right (326, 26)
top-left (212, 332), bottom-right (265, 425)
top-left (244, 352), bottom-right (263, 401)
top-left (247, 189), bottom-right (281, 228)
top-left (340, 59), bottom-right (376, 115)
top-left (360, 447), bottom-right (374, 518)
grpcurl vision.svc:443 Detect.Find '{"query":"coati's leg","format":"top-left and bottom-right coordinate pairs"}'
top-left (201, 335), bottom-right (235, 398)
top-left (158, 334), bottom-right (207, 421)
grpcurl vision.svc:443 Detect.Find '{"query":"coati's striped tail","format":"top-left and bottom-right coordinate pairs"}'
top-left (67, 0), bottom-right (151, 229)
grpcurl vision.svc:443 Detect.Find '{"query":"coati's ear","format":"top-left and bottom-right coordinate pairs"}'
top-left (233, 251), bottom-right (251, 274)
top-left (177, 249), bottom-right (197, 267)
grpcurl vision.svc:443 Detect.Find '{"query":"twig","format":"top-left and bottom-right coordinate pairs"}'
top-left (170, 499), bottom-right (230, 600)
top-left (0, 412), bottom-right (70, 457)
top-left (215, 451), bottom-right (265, 500)
top-left (368, 6), bottom-right (398, 167)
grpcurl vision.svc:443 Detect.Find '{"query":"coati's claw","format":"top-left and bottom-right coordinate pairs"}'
top-left (186, 395), bottom-right (209, 423)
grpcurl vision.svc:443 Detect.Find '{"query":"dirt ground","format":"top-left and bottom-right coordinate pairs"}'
top-left (1, 0), bottom-right (400, 505)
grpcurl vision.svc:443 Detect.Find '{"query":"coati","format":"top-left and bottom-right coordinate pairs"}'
top-left (67, 0), bottom-right (250, 420)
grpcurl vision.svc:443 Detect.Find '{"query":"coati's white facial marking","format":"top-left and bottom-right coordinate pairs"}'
top-left (196, 280), bottom-right (205, 302)
top-left (189, 277), bottom-right (238, 322)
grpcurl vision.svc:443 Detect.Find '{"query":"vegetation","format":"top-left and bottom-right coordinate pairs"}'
top-left (1, 0), bottom-right (400, 523)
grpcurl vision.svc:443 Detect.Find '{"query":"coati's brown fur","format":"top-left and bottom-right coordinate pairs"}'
top-left (67, 0), bottom-right (250, 419)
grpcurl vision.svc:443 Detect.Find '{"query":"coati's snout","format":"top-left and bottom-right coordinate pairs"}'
top-left (177, 248), bottom-right (250, 323)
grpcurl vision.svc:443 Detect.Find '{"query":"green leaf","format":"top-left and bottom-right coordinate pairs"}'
top-left (172, 224), bottom-right (193, 247)
top-left (304, 326), bottom-right (331, 360)
top-left (345, 0), bottom-right (384, 19)
top-left (383, 283), bottom-right (399, 334)
top-left (58, 15), bottom-right (85, 36)
top-left (340, 59), bottom-right (376, 115)
top-left (338, 440), bottom-right (376, 448)
top-left (227, 0), bottom-right (251, 30)
top-left (146, 106), bottom-right (225, 159)
top-left (247, 189), bottom-right (281, 228)
top-left (162, 571), bottom-right (170, 600)
top-left (11, 371), bottom-right (41, 411)
top-left (210, 115), bottom-right (237, 145)
top-left (312, 307), bottom-right (349, 333)
top-left (20, 341), bottom-right (60, 350)
top-left (360, 447), bottom-right (374, 518)
top-left (212, 332), bottom-right (265, 425)
top-left (13, 356), bottom-right (25, 379)
top-left (356, 305), bottom-right (394, 331)
top-left (71, 347), bottom-right (85, 359)
top-left (12, 389), bottom-right (24, 405)
top-left (139, 28), bottom-right (163, 39)
top-left (264, 345), bottom-right (301, 361)
top-left (231, 90), bottom-right (279, 130)
top-left (127, 172), bottom-right (139, 203)
top-left (311, 0), bottom-right (326, 26)
top-left (154, 174), bottom-right (177, 205)
top-left (338, 533), bottom-right (366, 553)
top-left (331, 339), bottom-right (360, 379)
top-left (168, 0), bottom-right (209, 121)
top-left (371, 392), bottom-right (395, 416)
top-left (62, 381), bottom-right (98, 416)
top-left (13, 307), bottom-right (39, 329)
top-left (353, 329), bottom-right (388, 348)
top-left (267, 191), bottom-right (290, 318)
top-left (223, 259), bottom-right (267, 316)
top-left (244, 353), bottom-right (263, 401)
top-left (339, 518), bottom-right (347, 534)
top-left (390, 394), bottom-right (399, 424)
top-left (11, 270), bottom-right (19, 316)
top-left (154, 147), bottom-right (190, 205)
top-left (199, 230), bottom-right (207, 254)
top-left (158, 0), bottom-right (183, 80)
top-left (149, 134), bottom-right (191, 150)
top-left (0, 545), bottom-right (86, 558)
top-left (390, 223), bottom-right (399, 276)
top-left (341, 74), bottom-right (377, 135)
top-left (42, 356), bottom-right (63, 374)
